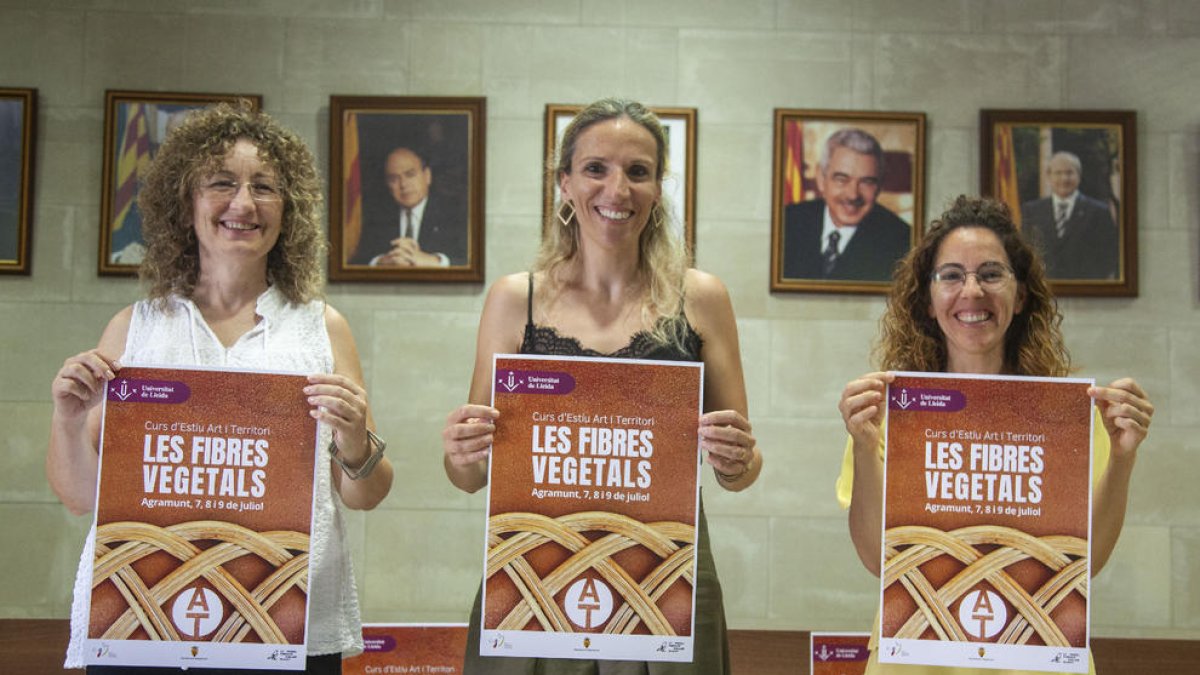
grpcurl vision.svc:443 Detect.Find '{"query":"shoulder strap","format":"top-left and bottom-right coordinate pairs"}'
top-left (526, 272), bottom-right (534, 329)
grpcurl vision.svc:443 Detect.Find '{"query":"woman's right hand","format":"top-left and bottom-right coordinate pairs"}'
top-left (52, 350), bottom-right (119, 424)
top-left (442, 403), bottom-right (500, 468)
top-left (838, 371), bottom-right (894, 452)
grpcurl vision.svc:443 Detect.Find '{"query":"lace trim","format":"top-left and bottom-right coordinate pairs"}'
top-left (521, 322), bottom-right (702, 361)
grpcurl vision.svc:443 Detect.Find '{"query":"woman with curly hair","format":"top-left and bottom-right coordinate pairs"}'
top-left (47, 102), bottom-right (392, 674)
top-left (835, 195), bottom-right (1153, 674)
top-left (442, 98), bottom-right (761, 673)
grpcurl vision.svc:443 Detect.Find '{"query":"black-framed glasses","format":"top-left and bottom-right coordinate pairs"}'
top-left (931, 262), bottom-right (1014, 291)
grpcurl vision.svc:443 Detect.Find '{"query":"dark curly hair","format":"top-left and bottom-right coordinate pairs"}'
top-left (137, 101), bottom-right (324, 305)
top-left (875, 195), bottom-right (1070, 376)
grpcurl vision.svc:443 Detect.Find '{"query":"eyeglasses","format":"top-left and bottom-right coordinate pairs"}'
top-left (931, 262), bottom-right (1014, 291)
top-left (198, 178), bottom-right (283, 203)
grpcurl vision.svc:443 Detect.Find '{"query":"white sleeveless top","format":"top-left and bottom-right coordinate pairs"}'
top-left (64, 287), bottom-right (363, 667)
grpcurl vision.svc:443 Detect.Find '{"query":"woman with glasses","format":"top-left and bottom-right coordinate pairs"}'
top-left (47, 102), bottom-right (391, 674)
top-left (834, 195), bottom-right (1152, 674)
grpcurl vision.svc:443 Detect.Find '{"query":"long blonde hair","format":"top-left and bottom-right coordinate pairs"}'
top-left (535, 98), bottom-right (690, 349)
top-left (875, 195), bottom-right (1070, 376)
top-left (138, 101), bottom-right (325, 305)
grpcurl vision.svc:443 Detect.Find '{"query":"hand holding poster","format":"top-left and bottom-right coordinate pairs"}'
top-left (482, 355), bottom-right (703, 662)
top-left (879, 372), bottom-right (1093, 672)
top-left (86, 366), bottom-right (319, 670)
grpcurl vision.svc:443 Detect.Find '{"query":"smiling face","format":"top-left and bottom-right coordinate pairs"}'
top-left (192, 138), bottom-right (283, 266)
top-left (558, 117), bottom-right (662, 251)
top-left (928, 226), bottom-right (1026, 374)
top-left (816, 146), bottom-right (881, 228)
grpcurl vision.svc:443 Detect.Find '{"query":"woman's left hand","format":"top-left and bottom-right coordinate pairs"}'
top-left (306, 373), bottom-right (370, 464)
top-left (1089, 378), bottom-right (1154, 459)
top-left (699, 409), bottom-right (756, 482)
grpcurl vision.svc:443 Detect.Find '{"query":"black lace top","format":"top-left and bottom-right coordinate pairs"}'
top-left (519, 273), bottom-right (702, 362)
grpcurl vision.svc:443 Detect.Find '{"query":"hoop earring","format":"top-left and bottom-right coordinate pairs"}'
top-left (557, 200), bottom-right (577, 227)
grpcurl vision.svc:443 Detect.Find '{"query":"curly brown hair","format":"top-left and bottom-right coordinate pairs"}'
top-left (875, 195), bottom-right (1070, 376)
top-left (137, 101), bottom-right (325, 305)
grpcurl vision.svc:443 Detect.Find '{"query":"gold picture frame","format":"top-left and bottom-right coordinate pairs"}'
top-left (770, 109), bottom-right (926, 294)
top-left (981, 109), bottom-right (1137, 297)
top-left (328, 95), bottom-right (486, 283)
top-left (0, 87), bottom-right (36, 275)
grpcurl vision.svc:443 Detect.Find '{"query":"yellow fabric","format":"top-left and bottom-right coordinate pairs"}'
top-left (836, 407), bottom-right (1110, 675)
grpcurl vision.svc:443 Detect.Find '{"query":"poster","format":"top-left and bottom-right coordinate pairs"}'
top-left (811, 632), bottom-right (870, 675)
top-left (481, 354), bottom-right (703, 661)
top-left (879, 372), bottom-right (1093, 672)
top-left (85, 366), bottom-right (319, 670)
top-left (343, 624), bottom-right (468, 674)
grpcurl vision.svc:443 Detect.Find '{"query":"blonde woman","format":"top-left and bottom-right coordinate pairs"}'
top-left (442, 98), bottom-right (762, 674)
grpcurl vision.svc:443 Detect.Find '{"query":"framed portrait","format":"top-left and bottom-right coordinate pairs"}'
top-left (0, 87), bottom-right (36, 276)
top-left (98, 90), bottom-right (262, 276)
top-left (981, 109), bottom-right (1137, 297)
top-left (543, 103), bottom-right (697, 256)
top-left (328, 95), bottom-right (486, 283)
top-left (770, 109), bottom-right (926, 294)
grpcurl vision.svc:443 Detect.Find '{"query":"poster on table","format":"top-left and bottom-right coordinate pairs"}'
top-left (342, 623), bottom-right (468, 674)
top-left (85, 365), bottom-right (319, 670)
top-left (481, 354), bottom-right (703, 662)
top-left (879, 372), bottom-right (1093, 672)
top-left (811, 632), bottom-right (870, 675)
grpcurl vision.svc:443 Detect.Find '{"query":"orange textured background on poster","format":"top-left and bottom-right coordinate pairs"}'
top-left (882, 374), bottom-right (1092, 649)
top-left (343, 624), bottom-right (467, 674)
top-left (91, 366), bottom-right (317, 645)
top-left (485, 356), bottom-right (702, 637)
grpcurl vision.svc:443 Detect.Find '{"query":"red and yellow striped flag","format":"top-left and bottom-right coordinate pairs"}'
top-left (994, 124), bottom-right (1021, 225)
top-left (784, 120), bottom-right (805, 205)
top-left (111, 103), bottom-right (151, 232)
top-left (342, 112), bottom-right (363, 259)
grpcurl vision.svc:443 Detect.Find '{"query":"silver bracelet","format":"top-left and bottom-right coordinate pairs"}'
top-left (330, 430), bottom-right (386, 480)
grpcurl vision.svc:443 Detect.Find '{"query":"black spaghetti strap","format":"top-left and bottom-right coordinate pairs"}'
top-left (525, 272), bottom-right (534, 330)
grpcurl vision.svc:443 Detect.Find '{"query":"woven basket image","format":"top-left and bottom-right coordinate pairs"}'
top-left (485, 511), bottom-right (695, 635)
top-left (882, 524), bottom-right (1087, 647)
top-left (91, 520), bottom-right (309, 644)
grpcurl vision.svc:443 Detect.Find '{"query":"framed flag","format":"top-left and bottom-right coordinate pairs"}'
top-left (98, 90), bottom-right (262, 276)
top-left (327, 95), bottom-right (486, 283)
top-left (981, 109), bottom-right (1137, 297)
top-left (0, 87), bottom-right (36, 275)
top-left (770, 109), bottom-right (926, 294)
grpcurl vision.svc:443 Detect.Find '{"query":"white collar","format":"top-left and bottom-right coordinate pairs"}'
top-left (821, 205), bottom-right (858, 252)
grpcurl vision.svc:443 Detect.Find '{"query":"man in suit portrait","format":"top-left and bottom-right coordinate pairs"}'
top-left (350, 145), bottom-right (468, 267)
top-left (1020, 151), bottom-right (1119, 280)
top-left (782, 128), bottom-right (912, 282)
